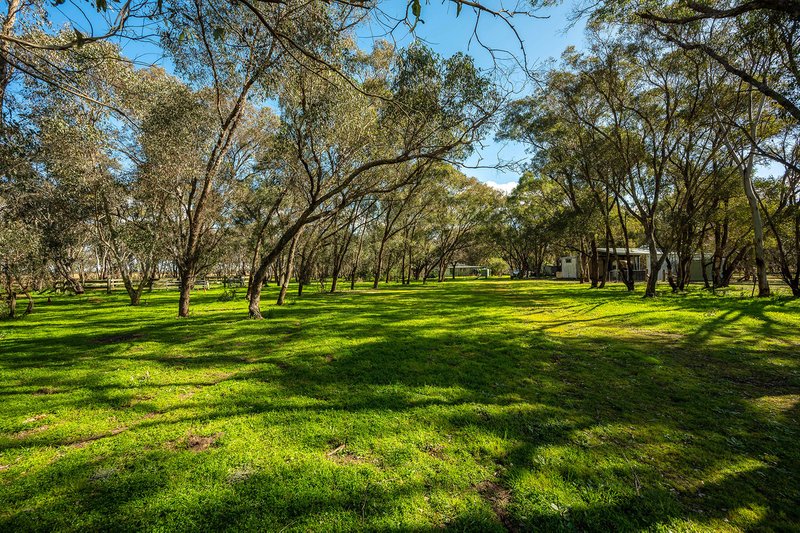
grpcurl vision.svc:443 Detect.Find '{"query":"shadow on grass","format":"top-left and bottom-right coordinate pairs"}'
top-left (0, 281), bottom-right (798, 530)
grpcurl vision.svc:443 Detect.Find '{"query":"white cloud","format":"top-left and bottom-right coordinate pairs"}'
top-left (483, 180), bottom-right (518, 195)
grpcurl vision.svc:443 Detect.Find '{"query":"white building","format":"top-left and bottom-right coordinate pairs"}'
top-left (556, 248), bottom-right (708, 282)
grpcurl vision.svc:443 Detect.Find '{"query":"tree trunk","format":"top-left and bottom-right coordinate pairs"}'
top-left (0, 0), bottom-right (22, 120)
top-left (246, 237), bottom-right (262, 300)
top-left (350, 227), bottom-right (365, 291)
top-left (400, 248), bottom-right (406, 285)
top-left (330, 273), bottom-right (339, 293)
top-left (23, 290), bottom-right (33, 315)
top-left (615, 201), bottom-right (635, 291)
top-left (644, 237), bottom-right (663, 298)
top-left (248, 275), bottom-right (264, 318)
top-left (598, 230), bottom-right (609, 289)
top-left (385, 251), bottom-right (393, 284)
top-left (665, 255), bottom-right (679, 293)
top-left (437, 257), bottom-right (446, 283)
top-left (178, 270), bottom-right (193, 318)
top-left (277, 234), bottom-right (299, 306)
top-left (742, 154), bottom-right (770, 297)
top-left (6, 291), bottom-right (16, 318)
top-left (372, 238), bottom-right (386, 289)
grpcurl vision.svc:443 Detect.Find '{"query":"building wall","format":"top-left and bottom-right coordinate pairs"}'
top-left (559, 256), bottom-right (577, 279)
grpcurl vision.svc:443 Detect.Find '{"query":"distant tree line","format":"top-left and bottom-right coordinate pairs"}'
top-left (0, 0), bottom-right (512, 318)
top-left (499, 0), bottom-right (799, 297)
top-left (1, 0), bottom-right (797, 321)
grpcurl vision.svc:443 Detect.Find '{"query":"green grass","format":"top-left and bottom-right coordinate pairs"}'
top-left (1, 279), bottom-right (799, 531)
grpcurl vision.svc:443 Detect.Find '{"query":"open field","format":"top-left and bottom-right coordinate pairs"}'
top-left (1, 280), bottom-right (799, 531)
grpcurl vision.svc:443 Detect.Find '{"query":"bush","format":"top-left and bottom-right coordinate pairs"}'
top-left (486, 257), bottom-right (509, 277)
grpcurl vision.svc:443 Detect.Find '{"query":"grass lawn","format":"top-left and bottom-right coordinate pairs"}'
top-left (1, 279), bottom-right (799, 531)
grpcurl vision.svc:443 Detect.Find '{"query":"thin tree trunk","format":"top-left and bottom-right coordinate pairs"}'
top-left (0, 0), bottom-right (21, 120)
top-left (644, 235), bottom-right (663, 298)
top-left (372, 238), bottom-right (386, 289)
top-left (590, 235), bottom-right (599, 288)
top-left (277, 234), bottom-right (300, 306)
top-left (742, 152), bottom-right (770, 297)
top-left (351, 227), bottom-right (365, 291)
top-left (178, 269), bottom-right (194, 317)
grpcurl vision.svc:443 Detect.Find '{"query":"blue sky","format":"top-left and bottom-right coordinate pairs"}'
top-left (46, 0), bottom-right (587, 191)
top-left (358, 1), bottom-right (588, 191)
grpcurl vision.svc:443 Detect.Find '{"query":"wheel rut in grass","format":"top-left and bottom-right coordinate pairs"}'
top-left (476, 480), bottom-right (517, 532)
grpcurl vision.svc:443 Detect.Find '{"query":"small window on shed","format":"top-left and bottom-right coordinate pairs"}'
top-left (564, 258), bottom-right (572, 263)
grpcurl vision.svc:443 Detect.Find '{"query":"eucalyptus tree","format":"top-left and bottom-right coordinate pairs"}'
top-left (759, 128), bottom-right (800, 296)
top-left (246, 43), bottom-right (500, 318)
top-left (502, 66), bottom-right (613, 286)
top-left (712, 80), bottom-right (777, 296)
top-left (370, 171), bottom-right (428, 289)
top-left (571, 38), bottom-right (697, 297)
top-left (657, 55), bottom-right (729, 291)
top-left (14, 38), bottom-right (178, 302)
top-left (106, 68), bottom-right (204, 305)
top-left (598, 0), bottom-right (800, 123)
top-left (159, 0), bottom-right (316, 317)
top-left (328, 197), bottom-right (377, 292)
top-left (0, 216), bottom-right (40, 317)
top-left (591, 0), bottom-right (799, 296)
top-left (496, 172), bottom-right (563, 278)
top-left (699, 158), bottom-right (752, 290)
top-left (228, 115), bottom-right (285, 298)
top-left (420, 169), bottom-right (501, 282)
top-left (18, 48), bottom-right (114, 294)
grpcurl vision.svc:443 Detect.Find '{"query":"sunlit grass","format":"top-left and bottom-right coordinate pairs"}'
top-left (1, 280), bottom-right (798, 531)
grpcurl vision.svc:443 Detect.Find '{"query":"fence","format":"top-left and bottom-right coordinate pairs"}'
top-left (49, 277), bottom-right (246, 292)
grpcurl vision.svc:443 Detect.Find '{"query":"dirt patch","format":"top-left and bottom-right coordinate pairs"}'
top-left (69, 427), bottom-right (127, 448)
top-left (210, 372), bottom-right (234, 384)
top-left (33, 387), bottom-right (57, 395)
top-left (476, 480), bottom-right (516, 532)
top-left (0, 464), bottom-right (9, 471)
top-left (23, 414), bottom-right (47, 423)
top-left (325, 444), bottom-right (366, 465)
top-left (421, 443), bottom-right (446, 460)
top-left (324, 354), bottom-right (335, 363)
top-left (185, 432), bottom-right (223, 452)
top-left (14, 425), bottom-right (49, 439)
top-left (178, 388), bottom-right (198, 400)
top-left (329, 451), bottom-right (365, 465)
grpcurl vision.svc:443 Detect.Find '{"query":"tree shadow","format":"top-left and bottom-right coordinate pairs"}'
top-left (1, 280), bottom-right (798, 530)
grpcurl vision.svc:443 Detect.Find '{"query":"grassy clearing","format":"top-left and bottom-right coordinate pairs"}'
top-left (1, 280), bottom-right (799, 531)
